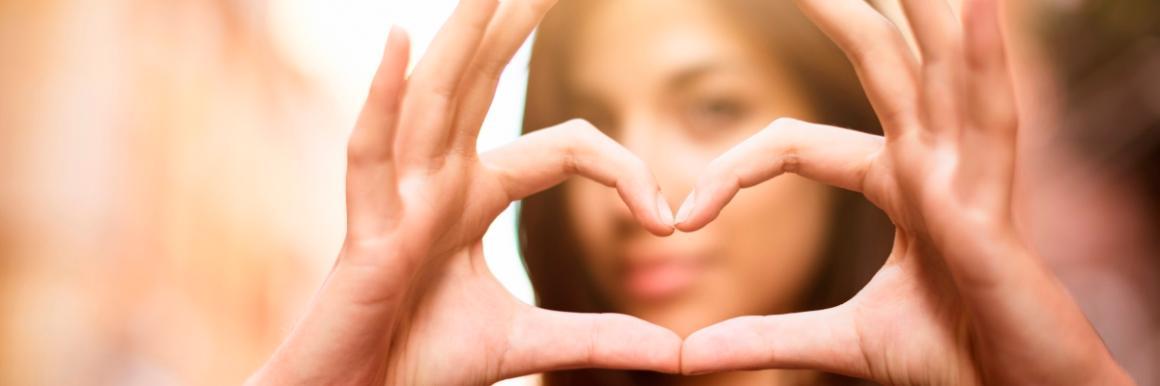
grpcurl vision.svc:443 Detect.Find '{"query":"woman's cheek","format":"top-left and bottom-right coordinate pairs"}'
top-left (716, 176), bottom-right (834, 315)
top-left (565, 180), bottom-right (621, 297)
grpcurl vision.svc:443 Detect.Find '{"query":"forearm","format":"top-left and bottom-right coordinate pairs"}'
top-left (1087, 358), bottom-right (1137, 386)
top-left (951, 238), bottom-right (1136, 386)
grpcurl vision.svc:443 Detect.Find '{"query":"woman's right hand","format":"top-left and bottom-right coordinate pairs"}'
top-left (248, 0), bottom-right (681, 384)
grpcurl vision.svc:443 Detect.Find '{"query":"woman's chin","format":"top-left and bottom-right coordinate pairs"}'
top-left (626, 300), bottom-right (740, 338)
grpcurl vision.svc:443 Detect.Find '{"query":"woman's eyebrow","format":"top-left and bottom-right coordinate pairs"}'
top-left (667, 62), bottom-right (735, 91)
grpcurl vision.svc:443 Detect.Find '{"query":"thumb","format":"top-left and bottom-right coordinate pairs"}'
top-left (681, 305), bottom-right (869, 379)
top-left (496, 306), bottom-right (682, 380)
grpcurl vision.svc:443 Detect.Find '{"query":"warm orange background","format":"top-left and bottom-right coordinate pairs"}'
top-left (0, 1), bottom-right (1155, 385)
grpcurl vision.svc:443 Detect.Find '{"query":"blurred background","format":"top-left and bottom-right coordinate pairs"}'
top-left (0, 0), bottom-right (1155, 385)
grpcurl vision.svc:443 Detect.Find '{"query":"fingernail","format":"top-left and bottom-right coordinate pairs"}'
top-left (674, 191), bottom-right (696, 225)
top-left (655, 191), bottom-right (675, 226)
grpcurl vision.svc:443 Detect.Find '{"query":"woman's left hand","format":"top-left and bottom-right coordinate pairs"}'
top-left (676, 0), bottom-right (1135, 385)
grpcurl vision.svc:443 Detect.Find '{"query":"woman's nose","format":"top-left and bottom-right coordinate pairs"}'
top-left (614, 116), bottom-right (695, 208)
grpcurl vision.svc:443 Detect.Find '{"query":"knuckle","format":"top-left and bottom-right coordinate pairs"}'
top-left (920, 31), bottom-right (964, 65)
top-left (476, 61), bottom-right (506, 84)
top-left (941, 42), bottom-right (965, 66)
top-left (559, 118), bottom-right (608, 151)
top-left (562, 118), bottom-right (600, 136)
top-left (428, 83), bottom-right (457, 102)
top-left (780, 152), bottom-right (803, 174)
top-left (767, 117), bottom-right (800, 133)
top-left (763, 118), bottom-right (802, 153)
top-left (550, 119), bottom-right (599, 173)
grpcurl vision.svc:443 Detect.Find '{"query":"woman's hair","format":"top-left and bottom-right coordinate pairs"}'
top-left (1040, 0), bottom-right (1160, 231)
top-left (1039, 4), bottom-right (1160, 382)
top-left (518, 0), bottom-right (892, 385)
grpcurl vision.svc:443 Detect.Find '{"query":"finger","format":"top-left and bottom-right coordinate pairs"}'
top-left (498, 305), bottom-right (682, 379)
top-left (451, 0), bottom-right (558, 152)
top-left (346, 27), bottom-right (411, 238)
top-left (900, 0), bottom-right (966, 138)
top-left (396, 0), bottom-right (500, 162)
top-left (674, 118), bottom-right (885, 232)
top-left (349, 26), bottom-right (412, 164)
top-left (794, 0), bottom-right (922, 133)
top-left (962, 0), bottom-right (1018, 183)
top-left (481, 119), bottom-right (675, 235)
top-left (681, 306), bottom-right (869, 379)
top-left (900, 0), bottom-right (961, 64)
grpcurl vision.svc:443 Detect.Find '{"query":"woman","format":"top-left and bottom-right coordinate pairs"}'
top-left (249, 0), bottom-right (1135, 385)
top-left (519, 0), bottom-right (890, 384)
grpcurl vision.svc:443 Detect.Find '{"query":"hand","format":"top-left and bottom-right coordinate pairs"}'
top-left (677, 0), bottom-right (1135, 385)
top-left (248, 1), bottom-right (680, 384)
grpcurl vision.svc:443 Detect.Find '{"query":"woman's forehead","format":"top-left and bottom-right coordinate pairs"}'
top-left (567, 0), bottom-right (769, 99)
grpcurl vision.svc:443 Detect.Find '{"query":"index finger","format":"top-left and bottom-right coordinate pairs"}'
top-left (674, 118), bottom-right (886, 232)
top-left (480, 119), bottom-right (675, 236)
top-left (794, 0), bottom-right (922, 133)
top-left (499, 305), bottom-right (682, 379)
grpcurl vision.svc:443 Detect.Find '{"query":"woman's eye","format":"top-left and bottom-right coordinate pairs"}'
top-left (684, 98), bottom-right (749, 132)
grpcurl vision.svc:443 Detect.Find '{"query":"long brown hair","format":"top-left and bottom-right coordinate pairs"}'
top-left (518, 1), bottom-right (892, 385)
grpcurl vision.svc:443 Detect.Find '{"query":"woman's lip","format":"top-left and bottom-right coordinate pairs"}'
top-left (622, 258), bottom-right (701, 301)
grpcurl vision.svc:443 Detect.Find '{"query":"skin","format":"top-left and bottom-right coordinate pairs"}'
top-left (249, 0), bottom-right (1136, 385)
top-left (248, 1), bottom-right (682, 384)
top-left (562, 1), bottom-right (833, 384)
top-left (680, 0), bottom-right (1137, 385)
top-left (564, 0), bottom-right (832, 338)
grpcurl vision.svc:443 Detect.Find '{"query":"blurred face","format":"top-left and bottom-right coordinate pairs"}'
top-left (564, 0), bottom-right (835, 337)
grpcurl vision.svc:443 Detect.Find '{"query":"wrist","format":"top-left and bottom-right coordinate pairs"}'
top-left (334, 234), bottom-right (425, 307)
top-left (249, 349), bottom-right (385, 386)
top-left (249, 242), bottom-right (413, 385)
top-left (1081, 359), bottom-right (1136, 386)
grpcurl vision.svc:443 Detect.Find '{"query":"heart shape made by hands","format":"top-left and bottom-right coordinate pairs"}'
top-left (253, 1), bottom-right (1128, 385)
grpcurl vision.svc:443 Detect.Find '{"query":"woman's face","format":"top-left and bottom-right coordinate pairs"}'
top-left (564, 0), bottom-right (835, 337)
